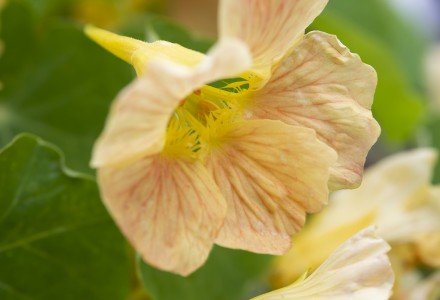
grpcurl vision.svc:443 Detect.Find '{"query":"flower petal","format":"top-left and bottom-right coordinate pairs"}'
top-left (253, 227), bottom-right (394, 300)
top-left (205, 119), bottom-right (336, 254)
top-left (333, 148), bottom-right (438, 210)
top-left (98, 156), bottom-right (226, 276)
top-left (411, 187), bottom-right (440, 267)
top-left (246, 31), bottom-right (380, 190)
top-left (324, 148), bottom-right (439, 245)
top-left (85, 25), bottom-right (204, 74)
top-left (376, 186), bottom-right (440, 244)
top-left (415, 232), bottom-right (440, 268)
top-left (91, 38), bottom-right (252, 168)
top-left (219, 0), bottom-right (328, 79)
top-left (395, 271), bottom-right (440, 300)
top-left (271, 211), bottom-right (376, 288)
top-left (271, 148), bottom-right (439, 287)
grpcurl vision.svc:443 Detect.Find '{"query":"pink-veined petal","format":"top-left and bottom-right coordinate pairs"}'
top-left (219, 0), bottom-right (328, 79)
top-left (91, 38), bottom-right (251, 168)
top-left (205, 119), bottom-right (336, 254)
top-left (253, 227), bottom-right (394, 300)
top-left (247, 31), bottom-right (380, 190)
top-left (98, 156), bottom-right (226, 276)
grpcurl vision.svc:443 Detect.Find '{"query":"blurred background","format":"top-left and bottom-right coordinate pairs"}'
top-left (1, 0), bottom-right (440, 299)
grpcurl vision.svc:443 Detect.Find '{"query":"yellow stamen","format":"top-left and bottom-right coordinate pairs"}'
top-left (162, 115), bottom-right (199, 160)
top-left (202, 108), bottom-right (241, 148)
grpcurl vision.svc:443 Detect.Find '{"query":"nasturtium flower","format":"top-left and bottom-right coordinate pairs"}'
top-left (253, 227), bottom-right (394, 300)
top-left (86, 0), bottom-right (380, 276)
top-left (271, 149), bottom-right (440, 292)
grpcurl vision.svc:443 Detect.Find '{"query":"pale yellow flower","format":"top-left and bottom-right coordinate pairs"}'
top-left (87, 0), bottom-right (379, 275)
top-left (254, 227), bottom-right (394, 300)
top-left (272, 149), bottom-right (440, 289)
top-left (393, 271), bottom-right (440, 300)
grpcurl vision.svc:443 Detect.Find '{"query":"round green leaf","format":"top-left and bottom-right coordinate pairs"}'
top-left (0, 134), bottom-right (130, 300)
top-left (0, 0), bottom-right (134, 174)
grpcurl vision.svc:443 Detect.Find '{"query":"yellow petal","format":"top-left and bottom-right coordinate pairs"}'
top-left (98, 156), bottom-right (226, 276)
top-left (271, 211), bottom-right (375, 288)
top-left (204, 119), bottom-right (336, 254)
top-left (272, 148), bottom-right (438, 287)
top-left (413, 186), bottom-right (440, 267)
top-left (91, 38), bottom-right (252, 168)
top-left (376, 187), bottom-right (440, 244)
top-left (84, 25), bottom-right (204, 74)
top-left (335, 148), bottom-right (437, 208)
top-left (415, 232), bottom-right (440, 268)
top-left (349, 149), bottom-right (439, 244)
top-left (219, 0), bottom-right (328, 81)
top-left (327, 149), bottom-right (439, 245)
top-left (254, 227), bottom-right (394, 300)
top-left (246, 31), bottom-right (380, 190)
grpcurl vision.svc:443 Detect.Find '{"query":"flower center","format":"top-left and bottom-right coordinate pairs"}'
top-left (162, 80), bottom-right (250, 160)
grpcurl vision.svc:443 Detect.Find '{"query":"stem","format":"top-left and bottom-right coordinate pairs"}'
top-left (126, 244), bottom-right (151, 300)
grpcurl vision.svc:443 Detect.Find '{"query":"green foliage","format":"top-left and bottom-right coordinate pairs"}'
top-left (12, 0), bottom-right (76, 20)
top-left (9, 0), bottom-right (126, 22)
top-left (139, 247), bottom-right (272, 300)
top-left (118, 13), bottom-right (213, 53)
top-left (0, 0), bottom-right (134, 173)
top-left (0, 134), bottom-right (130, 299)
